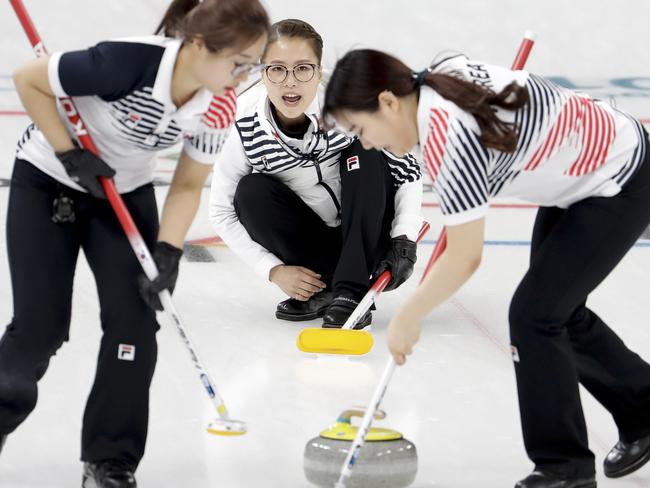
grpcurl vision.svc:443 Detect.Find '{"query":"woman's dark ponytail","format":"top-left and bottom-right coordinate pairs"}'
top-left (324, 49), bottom-right (529, 153)
top-left (420, 72), bottom-right (528, 152)
top-left (155, 0), bottom-right (199, 37)
top-left (154, 0), bottom-right (270, 53)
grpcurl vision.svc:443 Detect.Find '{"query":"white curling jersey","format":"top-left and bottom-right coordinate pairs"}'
top-left (16, 36), bottom-right (236, 193)
top-left (418, 54), bottom-right (647, 225)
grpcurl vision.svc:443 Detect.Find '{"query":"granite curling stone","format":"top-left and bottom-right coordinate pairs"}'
top-left (304, 408), bottom-right (417, 488)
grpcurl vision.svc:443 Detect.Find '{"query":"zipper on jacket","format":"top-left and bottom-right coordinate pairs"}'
top-left (311, 157), bottom-right (341, 217)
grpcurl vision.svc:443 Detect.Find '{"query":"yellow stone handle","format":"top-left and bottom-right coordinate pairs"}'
top-left (338, 407), bottom-right (386, 423)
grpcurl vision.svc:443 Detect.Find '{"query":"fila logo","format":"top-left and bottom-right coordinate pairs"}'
top-left (118, 344), bottom-right (136, 361)
top-left (346, 156), bottom-right (360, 171)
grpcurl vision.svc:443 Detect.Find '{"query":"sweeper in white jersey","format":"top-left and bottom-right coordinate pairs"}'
top-left (0, 1), bottom-right (268, 486)
top-left (324, 49), bottom-right (650, 488)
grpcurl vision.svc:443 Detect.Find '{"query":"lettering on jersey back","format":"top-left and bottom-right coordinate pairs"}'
top-left (466, 63), bottom-right (494, 89)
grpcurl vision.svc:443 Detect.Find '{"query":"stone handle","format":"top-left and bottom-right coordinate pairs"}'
top-left (338, 407), bottom-right (386, 424)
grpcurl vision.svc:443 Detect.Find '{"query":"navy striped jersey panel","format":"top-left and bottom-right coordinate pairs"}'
top-left (235, 114), bottom-right (349, 173)
top-left (57, 42), bottom-right (163, 102)
top-left (486, 74), bottom-right (556, 197)
top-left (382, 150), bottom-right (422, 187)
top-left (108, 86), bottom-right (181, 150)
top-left (235, 113), bottom-right (420, 188)
top-left (613, 113), bottom-right (647, 186)
top-left (16, 123), bottom-right (37, 153)
top-left (436, 119), bottom-right (489, 215)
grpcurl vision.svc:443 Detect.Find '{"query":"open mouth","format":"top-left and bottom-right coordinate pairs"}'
top-left (282, 94), bottom-right (302, 106)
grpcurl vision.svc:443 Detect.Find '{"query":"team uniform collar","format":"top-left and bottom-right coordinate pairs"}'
top-left (416, 85), bottom-right (447, 144)
top-left (151, 38), bottom-right (182, 109)
top-left (417, 86), bottom-right (433, 132)
top-left (151, 38), bottom-right (213, 116)
top-left (255, 89), bottom-right (325, 156)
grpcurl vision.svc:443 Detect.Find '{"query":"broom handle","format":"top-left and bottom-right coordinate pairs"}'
top-left (334, 357), bottom-right (396, 488)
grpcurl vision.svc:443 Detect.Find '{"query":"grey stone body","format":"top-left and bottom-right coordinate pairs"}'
top-left (303, 436), bottom-right (417, 488)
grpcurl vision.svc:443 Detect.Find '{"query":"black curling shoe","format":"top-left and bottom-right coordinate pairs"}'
top-left (82, 460), bottom-right (137, 488)
top-left (604, 433), bottom-right (650, 478)
top-left (322, 293), bottom-right (372, 329)
top-left (275, 291), bottom-right (335, 321)
top-left (514, 471), bottom-right (596, 488)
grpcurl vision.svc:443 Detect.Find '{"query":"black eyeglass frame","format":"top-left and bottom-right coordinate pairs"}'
top-left (263, 63), bottom-right (321, 84)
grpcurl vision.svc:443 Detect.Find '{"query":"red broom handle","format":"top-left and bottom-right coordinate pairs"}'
top-left (9, 0), bottom-right (243, 423)
top-left (9, 0), bottom-right (159, 281)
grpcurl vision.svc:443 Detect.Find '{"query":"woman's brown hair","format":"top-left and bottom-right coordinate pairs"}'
top-left (263, 19), bottom-right (324, 63)
top-left (323, 49), bottom-right (529, 152)
top-left (156, 0), bottom-right (270, 53)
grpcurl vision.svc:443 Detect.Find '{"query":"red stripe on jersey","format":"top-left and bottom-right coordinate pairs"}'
top-left (524, 94), bottom-right (615, 176)
top-left (591, 107), bottom-right (609, 173)
top-left (556, 99), bottom-right (570, 147)
top-left (579, 102), bottom-right (600, 175)
top-left (566, 97), bottom-right (615, 176)
top-left (525, 122), bottom-right (555, 171)
top-left (205, 108), bottom-right (225, 128)
top-left (525, 97), bottom-right (579, 171)
top-left (202, 88), bottom-right (237, 129)
top-left (422, 108), bottom-right (449, 183)
top-left (573, 100), bottom-right (596, 175)
top-left (591, 104), bottom-right (613, 173)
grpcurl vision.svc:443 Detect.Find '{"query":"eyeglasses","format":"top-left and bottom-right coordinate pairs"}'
top-left (264, 63), bottom-right (320, 84)
top-left (232, 62), bottom-right (265, 78)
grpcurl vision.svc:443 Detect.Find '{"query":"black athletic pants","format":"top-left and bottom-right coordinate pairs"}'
top-left (0, 159), bottom-right (159, 467)
top-left (510, 144), bottom-right (650, 477)
top-left (234, 140), bottom-right (395, 296)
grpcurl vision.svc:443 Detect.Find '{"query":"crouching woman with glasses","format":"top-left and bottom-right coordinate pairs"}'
top-left (210, 19), bottom-right (424, 328)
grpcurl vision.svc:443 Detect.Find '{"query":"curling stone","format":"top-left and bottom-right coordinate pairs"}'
top-left (304, 408), bottom-right (417, 488)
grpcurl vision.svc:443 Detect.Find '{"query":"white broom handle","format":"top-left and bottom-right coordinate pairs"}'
top-left (335, 358), bottom-right (396, 488)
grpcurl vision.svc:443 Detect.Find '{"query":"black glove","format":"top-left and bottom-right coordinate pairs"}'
top-left (138, 241), bottom-right (183, 311)
top-left (373, 236), bottom-right (417, 291)
top-left (55, 147), bottom-right (115, 199)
